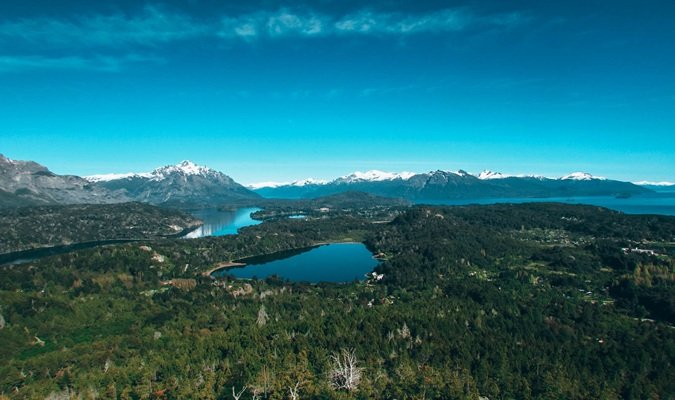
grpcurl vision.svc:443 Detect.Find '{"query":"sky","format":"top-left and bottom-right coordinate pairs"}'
top-left (0, 0), bottom-right (674, 184)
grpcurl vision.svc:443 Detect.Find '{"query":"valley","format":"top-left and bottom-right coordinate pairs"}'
top-left (3, 2), bottom-right (674, 398)
top-left (0, 153), bottom-right (673, 399)
top-left (0, 201), bottom-right (673, 398)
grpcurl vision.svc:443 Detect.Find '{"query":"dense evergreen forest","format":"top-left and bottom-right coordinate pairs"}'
top-left (0, 203), bottom-right (673, 399)
top-left (0, 203), bottom-right (200, 254)
top-left (250, 191), bottom-right (409, 221)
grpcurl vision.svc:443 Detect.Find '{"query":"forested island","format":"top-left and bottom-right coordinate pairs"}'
top-left (0, 203), bottom-right (673, 399)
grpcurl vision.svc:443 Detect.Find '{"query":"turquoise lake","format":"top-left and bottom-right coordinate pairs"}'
top-left (184, 207), bottom-right (261, 238)
top-left (417, 193), bottom-right (675, 216)
top-left (211, 243), bottom-right (379, 283)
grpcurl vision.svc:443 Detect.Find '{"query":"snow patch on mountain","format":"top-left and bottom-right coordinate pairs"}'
top-left (336, 170), bottom-right (416, 183)
top-left (477, 170), bottom-right (507, 180)
top-left (560, 172), bottom-right (606, 181)
top-left (246, 178), bottom-right (328, 190)
top-left (86, 161), bottom-right (221, 183)
top-left (634, 181), bottom-right (675, 186)
top-left (151, 160), bottom-right (216, 180)
top-left (291, 178), bottom-right (328, 186)
top-left (247, 178), bottom-right (328, 189)
top-left (247, 181), bottom-right (289, 189)
top-left (85, 172), bottom-right (152, 182)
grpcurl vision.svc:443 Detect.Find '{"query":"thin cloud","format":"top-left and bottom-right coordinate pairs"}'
top-left (0, 6), bottom-right (528, 47)
top-left (0, 6), bottom-right (205, 49)
top-left (219, 8), bottom-right (528, 39)
top-left (335, 9), bottom-right (472, 34)
top-left (0, 54), bottom-right (159, 72)
top-left (219, 10), bottom-right (326, 39)
top-left (0, 6), bottom-right (529, 72)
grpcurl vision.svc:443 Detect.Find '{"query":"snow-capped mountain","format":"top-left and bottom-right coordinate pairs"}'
top-left (477, 170), bottom-right (506, 180)
top-left (90, 160), bottom-right (260, 207)
top-left (247, 178), bottom-right (328, 190)
top-left (149, 160), bottom-right (221, 180)
top-left (634, 181), bottom-right (675, 186)
top-left (0, 156), bottom-right (259, 208)
top-left (560, 172), bottom-right (606, 181)
top-left (85, 172), bottom-right (153, 183)
top-left (252, 168), bottom-right (649, 200)
top-left (334, 170), bottom-right (416, 184)
top-left (1, 153), bottom-right (656, 207)
top-left (634, 180), bottom-right (675, 192)
top-left (85, 161), bottom-right (221, 183)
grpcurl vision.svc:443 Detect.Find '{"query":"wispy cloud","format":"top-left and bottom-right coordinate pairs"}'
top-left (0, 6), bottom-right (204, 49)
top-left (219, 10), bottom-right (327, 39)
top-left (219, 8), bottom-right (528, 39)
top-left (0, 54), bottom-right (160, 72)
top-left (0, 6), bottom-right (528, 47)
top-left (0, 6), bottom-right (529, 72)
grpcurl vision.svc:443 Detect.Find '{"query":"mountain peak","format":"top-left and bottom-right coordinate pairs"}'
top-left (85, 160), bottom-right (225, 183)
top-left (153, 160), bottom-right (214, 177)
top-left (291, 178), bottom-right (328, 186)
top-left (477, 170), bottom-right (506, 180)
top-left (560, 172), bottom-right (606, 181)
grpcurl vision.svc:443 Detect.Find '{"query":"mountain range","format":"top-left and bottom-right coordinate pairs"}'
top-left (0, 154), bottom-right (661, 208)
top-left (250, 169), bottom-right (652, 200)
top-left (0, 155), bottom-right (258, 208)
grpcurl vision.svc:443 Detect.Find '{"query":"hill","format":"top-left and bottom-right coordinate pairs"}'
top-left (0, 202), bottom-right (201, 255)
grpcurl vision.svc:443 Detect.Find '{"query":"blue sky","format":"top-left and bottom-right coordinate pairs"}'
top-left (1, 0), bottom-right (674, 184)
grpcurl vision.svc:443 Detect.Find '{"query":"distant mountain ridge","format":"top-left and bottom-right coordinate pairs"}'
top-left (0, 154), bottom-right (658, 207)
top-left (252, 169), bottom-right (650, 200)
top-left (0, 155), bottom-right (259, 208)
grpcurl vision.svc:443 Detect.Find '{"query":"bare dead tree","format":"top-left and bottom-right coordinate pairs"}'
top-left (328, 348), bottom-right (363, 391)
top-left (261, 365), bottom-right (271, 398)
top-left (288, 381), bottom-right (300, 400)
top-left (231, 385), bottom-right (247, 400)
top-left (256, 305), bottom-right (268, 327)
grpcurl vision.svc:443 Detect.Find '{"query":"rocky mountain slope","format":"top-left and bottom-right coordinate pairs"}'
top-left (0, 154), bottom-right (129, 206)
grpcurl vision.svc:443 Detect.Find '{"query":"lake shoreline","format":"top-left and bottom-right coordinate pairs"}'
top-left (203, 261), bottom-right (247, 276)
top-left (0, 224), bottom-right (203, 266)
top-left (209, 242), bottom-right (378, 283)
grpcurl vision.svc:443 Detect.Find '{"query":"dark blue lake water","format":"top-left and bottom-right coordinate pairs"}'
top-left (211, 243), bottom-right (379, 283)
top-left (417, 193), bottom-right (675, 216)
top-left (184, 208), bottom-right (261, 238)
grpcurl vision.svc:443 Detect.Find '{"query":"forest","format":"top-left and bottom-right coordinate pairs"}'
top-left (0, 202), bottom-right (673, 399)
top-left (0, 203), bottom-right (200, 254)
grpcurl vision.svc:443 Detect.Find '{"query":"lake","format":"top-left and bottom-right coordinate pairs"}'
top-left (184, 207), bottom-right (261, 238)
top-left (211, 243), bottom-right (379, 283)
top-left (417, 192), bottom-right (675, 216)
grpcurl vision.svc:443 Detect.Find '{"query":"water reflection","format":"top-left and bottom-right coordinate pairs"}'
top-left (184, 207), bottom-right (261, 238)
top-left (213, 243), bottom-right (379, 283)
